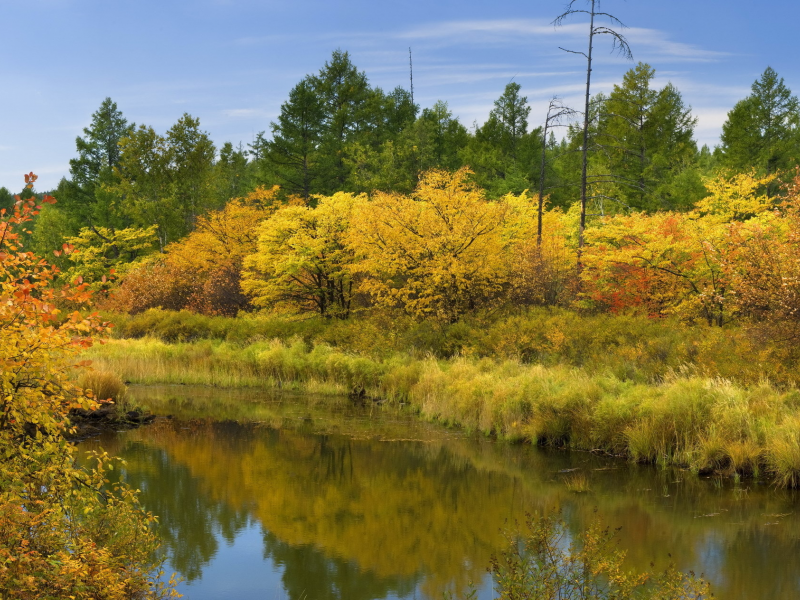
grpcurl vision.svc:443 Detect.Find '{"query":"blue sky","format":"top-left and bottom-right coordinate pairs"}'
top-left (2, 0), bottom-right (799, 191)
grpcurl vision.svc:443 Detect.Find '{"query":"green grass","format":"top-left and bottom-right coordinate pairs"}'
top-left (105, 307), bottom-right (798, 386)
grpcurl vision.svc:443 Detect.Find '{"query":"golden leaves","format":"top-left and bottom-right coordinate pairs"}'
top-left (0, 173), bottom-right (175, 599)
top-left (242, 192), bottom-right (359, 318)
top-left (349, 168), bottom-right (516, 322)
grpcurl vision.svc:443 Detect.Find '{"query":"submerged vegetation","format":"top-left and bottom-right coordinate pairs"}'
top-left (491, 513), bottom-right (710, 599)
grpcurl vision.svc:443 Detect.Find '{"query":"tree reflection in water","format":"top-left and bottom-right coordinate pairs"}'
top-left (81, 392), bottom-right (800, 600)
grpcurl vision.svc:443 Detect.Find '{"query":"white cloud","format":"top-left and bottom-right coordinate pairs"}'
top-left (394, 18), bottom-right (727, 64)
top-left (625, 27), bottom-right (730, 63)
top-left (398, 18), bottom-right (572, 41)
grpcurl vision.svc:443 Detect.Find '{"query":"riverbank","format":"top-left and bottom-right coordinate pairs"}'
top-left (84, 309), bottom-right (800, 487)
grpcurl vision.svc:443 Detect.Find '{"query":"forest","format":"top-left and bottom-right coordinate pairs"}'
top-left (4, 51), bottom-right (799, 331)
top-left (3, 40), bottom-right (800, 598)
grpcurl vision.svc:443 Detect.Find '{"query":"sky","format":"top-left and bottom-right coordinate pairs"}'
top-left (1, 0), bottom-right (799, 191)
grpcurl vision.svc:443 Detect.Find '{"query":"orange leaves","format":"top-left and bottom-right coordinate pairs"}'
top-left (0, 173), bottom-right (174, 598)
top-left (53, 242), bottom-right (75, 258)
top-left (108, 198), bottom-right (273, 317)
top-left (582, 211), bottom-right (733, 324)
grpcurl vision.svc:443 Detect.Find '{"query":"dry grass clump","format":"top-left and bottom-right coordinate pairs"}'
top-left (77, 369), bottom-right (128, 403)
top-left (85, 332), bottom-right (800, 488)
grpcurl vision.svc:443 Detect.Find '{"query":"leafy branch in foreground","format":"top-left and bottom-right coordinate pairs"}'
top-left (0, 173), bottom-right (179, 599)
top-left (491, 512), bottom-right (711, 600)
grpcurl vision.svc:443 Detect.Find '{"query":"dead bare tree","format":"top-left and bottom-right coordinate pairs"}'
top-left (553, 0), bottom-right (632, 269)
top-left (538, 96), bottom-right (578, 246)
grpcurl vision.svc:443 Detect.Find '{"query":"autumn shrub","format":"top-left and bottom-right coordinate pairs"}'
top-left (61, 224), bottom-right (159, 294)
top-left (108, 191), bottom-right (277, 316)
top-left (507, 205), bottom-right (578, 308)
top-left (468, 307), bottom-right (770, 384)
top-left (242, 192), bottom-right (359, 318)
top-left (349, 168), bottom-right (520, 322)
top-left (0, 174), bottom-right (177, 599)
top-left (105, 258), bottom-right (197, 314)
top-left (103, 306), bottom-right (791, 385)
top-left (108, 308), bottom-right (328, 344)
top-left (581, 171), bottom-right (778, 326)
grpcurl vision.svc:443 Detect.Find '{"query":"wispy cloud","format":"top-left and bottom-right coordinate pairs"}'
top-left (395, 18), bottom-right (728, 64)
top-left (398, 18), bottom-right (570, 41)
top-left (625, 27), bottom-right (730, 63)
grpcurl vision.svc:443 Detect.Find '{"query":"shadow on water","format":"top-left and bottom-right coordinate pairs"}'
top-left (80, 385), bottom-right (800, 600)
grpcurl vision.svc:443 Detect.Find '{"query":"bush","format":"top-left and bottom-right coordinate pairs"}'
top-left (491, 513), bottom-right (711, 599)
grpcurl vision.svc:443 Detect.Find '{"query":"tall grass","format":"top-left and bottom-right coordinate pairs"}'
top-left (105, 307), bottom-right (798, 386)
top-left (85, 334), bottom-right (800, 487)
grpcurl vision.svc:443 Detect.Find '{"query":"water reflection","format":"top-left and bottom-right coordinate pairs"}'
top-left (80, 386), bottom-right (800, 600)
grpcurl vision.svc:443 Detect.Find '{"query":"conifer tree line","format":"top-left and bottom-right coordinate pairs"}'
top-left (0, 52), bottom-right (786, 239)
top-left (8, 51), bottom-right (798, 251)
top-left (6, 50), bottom-right (800, 324)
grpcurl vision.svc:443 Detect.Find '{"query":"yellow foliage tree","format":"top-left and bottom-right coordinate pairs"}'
top-left (242, 192), bottom-right (359, 318)
top-left (63, 225), bottom-right (159, 293)
top-left (583, 171), bottom-right (782, 325)
top-left (349, 168), bottom-right (514, 322)
top-left (583, 212), bottom-right (734, 325)
top-left (693, 171), bottom-right (777, 221)
top-left (0, 175), bottom-right (178, 598)
top-left (109, 187), bottom-right (278, 316)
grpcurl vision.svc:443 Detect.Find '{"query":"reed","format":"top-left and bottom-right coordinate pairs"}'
top-left (563, 472), bottom-right (591, 493)
top-left (84, 316), bottom-right (800, 488)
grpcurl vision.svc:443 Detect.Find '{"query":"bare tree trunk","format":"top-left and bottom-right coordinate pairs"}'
top-left (579, 2), bottom-right (596, 269)
top-left (538, 98), bottom-right (577, 246)
top-left (553, 0), bottom-right (632, 280)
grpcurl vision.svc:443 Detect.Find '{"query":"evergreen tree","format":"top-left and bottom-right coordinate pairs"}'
top-left (267, 51), bottom-right (418, 198)
top-left (720, 67), bottom-right (800, 176)
top-left (490, 82), bottom-right (531, 160)
top-left (267, 77), bottom-right (325, 201)
top-left (0, 187), bottom-right (13, 214)
top-left (167, 113), bottom-right (217, 226)
top-left (59, 98), bottom-right (133, 228)
top-left (312, 50), bottom-right (373, 192)
top-left (416, 101), bottom-right (469, 171)
top-left (109, 114), bottom-right (216, 249)
top-left (216, 142), bottom-right (251, 203)
top-left (460, 83), bottom-right (540, 197)
top-left (597, 63), bottom-right (698, 210)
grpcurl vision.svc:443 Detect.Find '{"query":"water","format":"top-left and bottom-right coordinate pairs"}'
top-left (80, 385), bottom-right (800, 599)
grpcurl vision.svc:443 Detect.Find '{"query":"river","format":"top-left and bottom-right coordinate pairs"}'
top-left (78, 385), bottom-right (800, 599)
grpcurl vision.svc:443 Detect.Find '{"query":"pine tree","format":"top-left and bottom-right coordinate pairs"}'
top-left (60, 98), bottom-right (133, 229)
top-left (490, 82), bottom-right (531, 160)
top-left (720, 66), bottom-right (800, 176)
top-left (267, 77), bottom-right (325, 201)
top-left (312, 50), bottom-right (372, 192)
top-left (598, 63), bottom-right (697, 210)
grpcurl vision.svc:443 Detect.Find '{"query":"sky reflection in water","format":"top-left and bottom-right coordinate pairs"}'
top-left (80, 386), bottom-right (800, 600)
